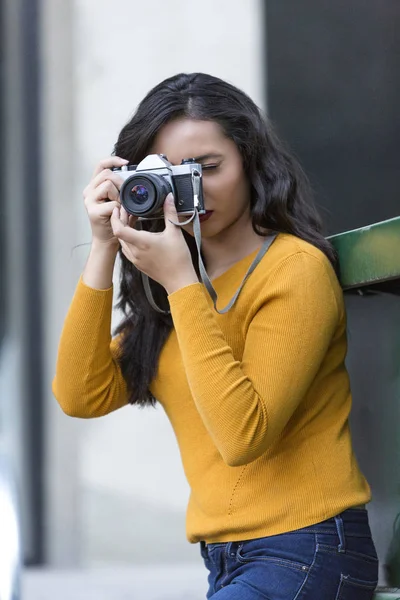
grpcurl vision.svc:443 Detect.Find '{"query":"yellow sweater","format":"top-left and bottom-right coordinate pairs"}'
top-left (53, 233), bottom-right (371, 544)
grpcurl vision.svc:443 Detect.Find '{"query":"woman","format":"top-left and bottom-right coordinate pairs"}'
top-left (53, 73), bottom-right (378, 599)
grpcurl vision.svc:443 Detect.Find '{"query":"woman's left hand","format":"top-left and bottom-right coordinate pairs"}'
top-left (110, 193), bottom-right (199, 295)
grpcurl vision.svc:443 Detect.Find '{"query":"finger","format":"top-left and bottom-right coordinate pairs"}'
top-left (111, 207), bottom-right (133, 240)
top-left (120, 239), bottom-right (137, 262)
top-left (92, 156), bottom-right (128, 178)
top-left (128, 215), bottom-right (138, 228)
top-left (120, 206), bottom-right (129, 226)
top-left (120, 240), bottom-right (128, 259)
top-left (111, 208), bottom-right (150, 246)
top-left (85, 180), bottom-right (120, 208)
top-left (163, 193), bottom-right (179, 229)
top-left (84, 169), bottom-right (124, 196)
top-left (120, 244), bottom-right (129, 263)
top-left (90, 200), bottom-right (119, 219)
top-left (113, 215), bottom-right (148, 245)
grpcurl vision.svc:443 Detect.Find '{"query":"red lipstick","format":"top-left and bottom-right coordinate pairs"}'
top-left (199, 211), bottom-right (213, 223)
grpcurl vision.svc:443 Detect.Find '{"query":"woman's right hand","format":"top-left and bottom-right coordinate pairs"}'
top-left (83, 156), bottom-right (129, 248)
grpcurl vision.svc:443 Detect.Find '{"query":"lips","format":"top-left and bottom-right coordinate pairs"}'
top-left (199, 210), bottom-right (214, 222)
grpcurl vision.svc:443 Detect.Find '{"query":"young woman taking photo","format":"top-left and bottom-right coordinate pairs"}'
top-left (53, 73), bottom-right (378, 599)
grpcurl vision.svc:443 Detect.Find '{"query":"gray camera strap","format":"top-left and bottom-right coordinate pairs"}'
top-left (192, 211), bottom-right (277, 313)
top-left (141, 210), bottom-right (277, 315)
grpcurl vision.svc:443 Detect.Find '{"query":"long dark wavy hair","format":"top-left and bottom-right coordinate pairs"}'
top-left (112, 72), bottom-right (338, 407)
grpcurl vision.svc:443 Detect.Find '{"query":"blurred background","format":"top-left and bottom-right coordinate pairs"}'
top-left (0, 0), bottom-right (399, 598)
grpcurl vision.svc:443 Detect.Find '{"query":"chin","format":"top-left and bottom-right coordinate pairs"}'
top-left (183, 222), bottom-right (221, 239)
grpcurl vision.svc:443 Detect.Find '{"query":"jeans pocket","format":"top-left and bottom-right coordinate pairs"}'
top-left (318, 542), bottom-right (379, 565)
top-left (317, 530), bottom-right (379, 564)
top-left (233, 542), bottom-right (312, 600)
top-left (236, 534), bottom-right (313, 573)
top-left (335, 573), bottom-right (378, 599)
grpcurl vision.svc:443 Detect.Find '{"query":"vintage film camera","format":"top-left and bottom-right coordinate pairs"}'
top-left (113, 154), bottom-right (205, 218)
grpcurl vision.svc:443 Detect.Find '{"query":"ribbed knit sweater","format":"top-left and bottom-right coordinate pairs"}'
top-left (53, 232), bottom-right (371, 544)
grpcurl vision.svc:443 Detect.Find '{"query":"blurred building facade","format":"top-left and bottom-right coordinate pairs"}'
top-left (1, 0), bottom-right (265, 568)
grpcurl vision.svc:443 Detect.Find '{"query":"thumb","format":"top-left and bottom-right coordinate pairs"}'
top-left (164, 193), bottom-right (178, 228)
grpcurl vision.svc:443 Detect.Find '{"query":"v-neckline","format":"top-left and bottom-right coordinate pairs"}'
top-left (209, 246), bottom-right (262, 284)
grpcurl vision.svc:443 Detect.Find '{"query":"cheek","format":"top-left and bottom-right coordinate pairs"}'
top-left (228, 166), bottom-right (251, 208)
top-left (203, 170), bottom-right (238, 202)
top-left (202, 177), bottom-right (220, 202)
top-left (204, 169), bottom-right (249, 210)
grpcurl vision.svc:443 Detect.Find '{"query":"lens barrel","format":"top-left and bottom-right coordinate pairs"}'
top-left (120, 173), bottom-right (172, 217)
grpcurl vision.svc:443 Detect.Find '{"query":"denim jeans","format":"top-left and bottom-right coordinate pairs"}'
top-left (199, 509), bottom-right (378, 599)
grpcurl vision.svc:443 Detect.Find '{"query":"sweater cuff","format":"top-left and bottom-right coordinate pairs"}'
top-left (79, 274), bottom-right (114, 295)
top-left (167, 282), bottom-right (208, 309)
top-left (71, 275), bottom-right (114, 327)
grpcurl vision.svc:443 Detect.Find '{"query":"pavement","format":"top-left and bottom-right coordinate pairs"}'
top-left (23, 565), bottom-right (208, 600)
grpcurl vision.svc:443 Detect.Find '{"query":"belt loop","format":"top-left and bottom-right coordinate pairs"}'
top-left (226, 541), bottom-right (235, 558)
top-left (200, 540), bottom-right (208, 559)
top-left (334, 515), bottom-right (346, 553)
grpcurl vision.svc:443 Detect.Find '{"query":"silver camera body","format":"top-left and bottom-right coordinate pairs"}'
top-left (114, 154), bottom-right (205, 219)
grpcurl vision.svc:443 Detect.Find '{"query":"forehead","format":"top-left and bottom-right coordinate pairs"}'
top-left (151, 118), bottom-right (229, 165)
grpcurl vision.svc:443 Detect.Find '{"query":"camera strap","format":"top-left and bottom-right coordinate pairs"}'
top-left (192, 211), bottom-right (277, 314)
top-left (141, 210), bottom-right (277, 315)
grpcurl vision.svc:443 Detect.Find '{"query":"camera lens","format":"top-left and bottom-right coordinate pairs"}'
top-left (130, 184), bottom-right (150, 204)
top-left (120, 174), bottom-right (171, 217)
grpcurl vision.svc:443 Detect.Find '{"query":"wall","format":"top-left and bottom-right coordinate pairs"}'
top-left (41, 0), bottom-right (264, 566)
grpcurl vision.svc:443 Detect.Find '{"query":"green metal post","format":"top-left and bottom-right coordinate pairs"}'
top-left (330, 216), bottom-right (400, 599)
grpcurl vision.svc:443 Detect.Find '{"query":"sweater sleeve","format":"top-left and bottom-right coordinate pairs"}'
top-left (167, 252), bottom-right (339, 467)
top-left (52, 276), bottom-right (128, 418)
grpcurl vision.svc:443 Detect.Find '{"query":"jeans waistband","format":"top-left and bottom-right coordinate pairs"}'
top-left (301, 508), bottom-right (371, 538)
top-left (201, 507), bottom-right (371, 550)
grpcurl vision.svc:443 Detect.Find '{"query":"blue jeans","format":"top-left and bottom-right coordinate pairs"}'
top-left (200, 509), bottom-right (378, 599)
